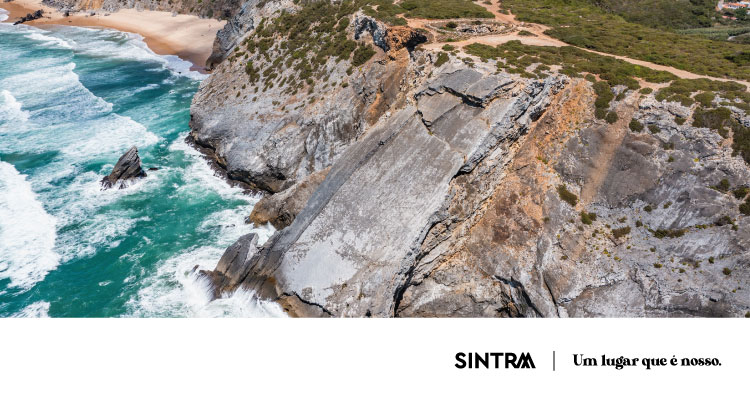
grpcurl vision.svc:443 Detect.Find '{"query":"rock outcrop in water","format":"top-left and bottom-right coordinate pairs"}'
top-left (101, 146), bottom-right (147, 190)
top-left (192, 1), bottom-right (750, 317)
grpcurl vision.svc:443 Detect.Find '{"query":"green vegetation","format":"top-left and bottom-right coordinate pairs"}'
top-left (591, 0), bottom-right (717, 30)
top-left (517, 30), bottom-right (536, 37)
top-left (612, 226), bottom-right (631, 238)
top-left (715, 215), bottom-right (734, 226)
top-left (734, 187), bottom-right (750, 200)
top-left (654, 263), bottom-right (663, 268)
top-left (679, 26), bottom-right (750, 42)
top-left (435, 52), bottom-right (450, 67)
top-left (715, 178), bottom-right (731, 193)
top-left (235, 1), bottom-right (371, 95)
top-left (230, 0), bottom-right (496, 96)
top-left (465, 40), bottom-right (675, 86)
top-left (398, 0), bottom-right (493, 19)
top-left (501, 0), bottom-right (750, 80)
top-left (740, 198), bottom-right (750, 216)
top-left (694, 91), bottom-right (716, 107)
top-left (693, 107), bottom-right (733, 137)
top-left (580, 211), bottom-right (597, 225)
top-left (557, 185), bottom-right (578, 207)
top-left (605, 111), bottom-right (618, 124)
top-left (352, 44), bottom-right (376, 66)
top-left (652, 228), bottom-right (687, 239)
top-left (629, 119), bottom-right (644, 132)
top-left (723, 267), bottom-right (732, 276)
top-left (442, 44), bottom-right (456, 51)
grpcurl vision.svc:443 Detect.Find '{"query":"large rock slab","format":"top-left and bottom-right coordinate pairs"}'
top-left (208, 68), bottom-right (565, 316)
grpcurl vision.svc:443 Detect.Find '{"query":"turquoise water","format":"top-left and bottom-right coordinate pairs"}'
top-left (0, 15), bottom-right (283, 317)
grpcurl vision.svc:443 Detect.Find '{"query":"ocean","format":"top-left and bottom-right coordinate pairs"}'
top-left (0, 12), bottom-right (284, 317)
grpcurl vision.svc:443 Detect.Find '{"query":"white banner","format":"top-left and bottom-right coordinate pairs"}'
top-left (0, 319), bottom-right (747, 399)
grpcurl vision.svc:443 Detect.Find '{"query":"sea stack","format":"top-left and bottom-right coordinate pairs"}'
top-left (100, 146), bottom-right (147, 190)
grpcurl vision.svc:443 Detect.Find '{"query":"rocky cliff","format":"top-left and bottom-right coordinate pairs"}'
top-left (191, 0), bottom-right (750, 317)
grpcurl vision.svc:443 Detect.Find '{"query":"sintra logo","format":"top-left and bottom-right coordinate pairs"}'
top-left (455, 352), bottom-right (536, 369)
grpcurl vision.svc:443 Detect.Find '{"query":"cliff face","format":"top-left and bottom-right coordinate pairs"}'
top-left (191, 1), bottom-right (750, 317)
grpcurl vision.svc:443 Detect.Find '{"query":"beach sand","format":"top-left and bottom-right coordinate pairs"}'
top-left (1, 0), bottom-right (225, 72)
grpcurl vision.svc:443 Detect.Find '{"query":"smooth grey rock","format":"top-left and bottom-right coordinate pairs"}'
top-left (248, 167), bottom-right (330, 229)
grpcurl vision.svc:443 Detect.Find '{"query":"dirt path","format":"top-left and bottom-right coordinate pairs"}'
top-left (579, 93), bottom-right (639, 205)
top-left (409, 0), bottom-right (749, 89)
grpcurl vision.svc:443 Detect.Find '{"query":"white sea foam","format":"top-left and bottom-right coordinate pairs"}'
top-left (126, 137), bottom-right (280, 317)
top-left (0, 161), bottom-right (60, 290)
top-left (12, 301), bottom-right (51, 318)
top-left (25, 32), bottom-right (73, 49)
top-left (0, 8), bottom-right (8, 23)
top-left (51, 26), bottom-right (206, 80)
top-left (127, 244), bottom-right (285, 317)
top-left (132, 83), bottom-right (160, 94)
top-left (0, 61), bottom-right (158, 160)
top-left (60, 114), bottom-right (159, 159)
top-left (0, 90), bottom-right (30, 124)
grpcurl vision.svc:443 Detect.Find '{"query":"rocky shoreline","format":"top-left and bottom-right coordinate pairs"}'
top-left (186, 0), bottom-right (750, 317)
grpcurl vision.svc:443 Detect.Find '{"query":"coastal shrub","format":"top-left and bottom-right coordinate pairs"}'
top-left (465, 41), bottom-right (674, 85)
top-left (442, 44), bottom-right (455, 51)
top-left (352, 44), bottom-right (376, 66)
top-left (629, 118), bottom-right (644, 132)
top-left (692, 107), bottom-right (732, 137)
top-left (580, 211), bottom-right (597, 225)
top-left (723, 267), bottom-right (732, 276)
top-left (654, 263), bottom-right (663, 268)
top-left (399, 0), bottom-right (493, 19)
top-left (652, 228), bottom-right (686, 239)
top-left (715, 178), bottom-right (731, 193)
top-left (605, 111), bottom-right (618, 124)
top-left (694, 91), bottom-right (715, 107)
top-left (612, 226), bottom-right (631, 239)
top-left (740, 199), bottom-right (750, 216)
top-left (594, 108), bottom-right (607, 120)
top-left (734, 187), bottom-right (749, 200)
top-left (500, 0), bottom-right (750, 81)
top-left (435, 52), bottom-right (450, 67)
top-left (557, 185), bottom-right (578, 207)
top-left (715, 215), bottom-right (733, 226)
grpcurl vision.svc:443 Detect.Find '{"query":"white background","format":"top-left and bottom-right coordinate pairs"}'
top-left (0, 319), bottom-right (747, 399)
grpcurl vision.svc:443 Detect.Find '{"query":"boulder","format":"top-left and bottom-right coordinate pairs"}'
top-left (100, 146), bottom-right (147, 190)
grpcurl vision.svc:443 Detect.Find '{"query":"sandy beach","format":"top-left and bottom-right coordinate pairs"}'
top-left (1, 0), bottom-right (225, 72)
